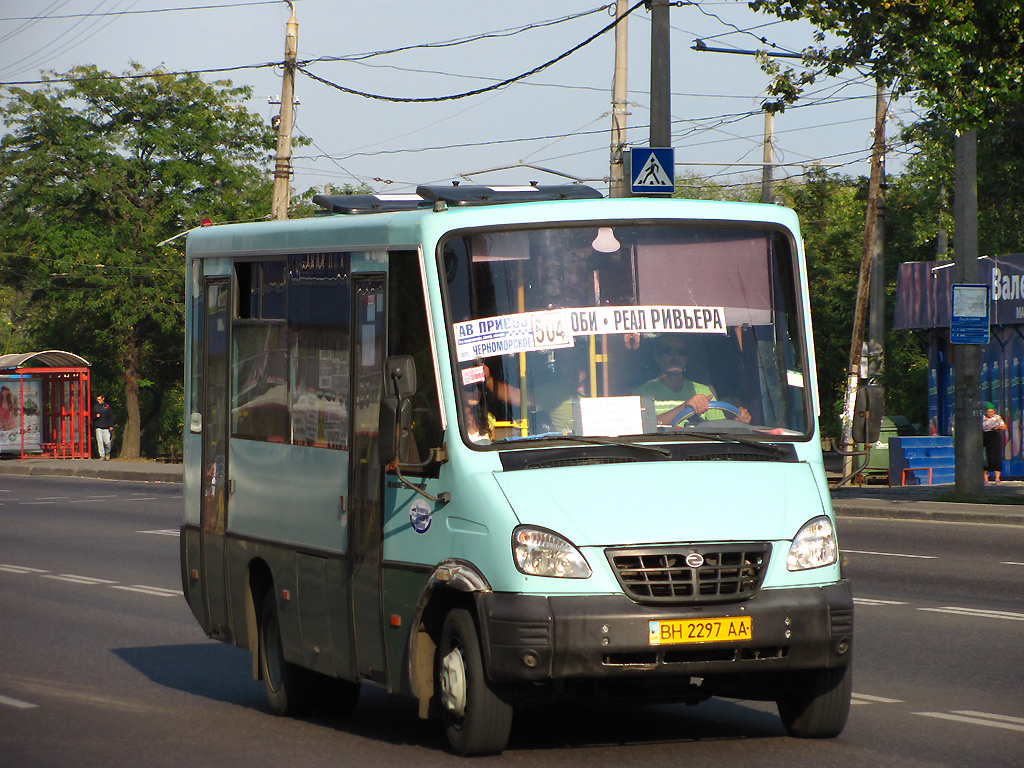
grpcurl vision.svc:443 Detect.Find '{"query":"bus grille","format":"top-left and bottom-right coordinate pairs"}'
top-left (607, 543), bottom-right (771, 604)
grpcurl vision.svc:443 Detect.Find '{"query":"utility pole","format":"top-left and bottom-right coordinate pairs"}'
top-left (649, 0), bottom-right (670, 149)
top-left (953, 128), bottom-right (983, 498)
top-left (271, 1), bottom-right (298, 220)
top-left (840, 86), bottom-right (888, 475)
top-left (867, 86), bottom-right (888, 380)
top-left (608, 0), bottom-right (629, 198)
top-left (760, 109), bottom-right (774, 204)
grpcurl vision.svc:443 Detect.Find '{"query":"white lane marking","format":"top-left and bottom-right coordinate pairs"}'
top-left (914, 711), bottom-right (1024, 732)
top-left (854, 598), bottom-right (908, 606)
top-left (844, 549), bottom-right (937, 559)
top-left (4, 564), bottom-right (177, 599)
top-left (138, 529), bottom-right (178, 536)
top-left (0, 565), bottom-right (50, 574)
top-left (41, 574), bottom-right (118, 586)
top-left (34, 496), bottom-right (71, 501)
top-left (0, 694), bottom-right (39, 709)
top-left (954, 711), bottom-right (1024, 726)
top-left (852, 693), bottom-right (904, 704)
top-left (1002, 561), bottom-right (1024, 566)
top-left (111, 585), bottom-right (180, 597)
top-left (919, 606), bottom-right (1024, 621)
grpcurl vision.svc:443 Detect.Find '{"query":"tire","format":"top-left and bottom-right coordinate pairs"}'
top-left (258, 587), bottom-right (313, 717)
top-left (437, 608), bottom-right (513, 755)
top-left (776, 664), bottom-right (853, 738)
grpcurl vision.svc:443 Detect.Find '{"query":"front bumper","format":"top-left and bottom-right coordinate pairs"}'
top-left (476, 580), bottom-right (853, 683)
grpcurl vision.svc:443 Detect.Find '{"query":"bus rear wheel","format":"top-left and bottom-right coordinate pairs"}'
top-left (437, 608), bottom-right (513, 756)
top-left (776, 664), bottom-right (852, 738)
top-left (259, 587), bottom-right (313, 717)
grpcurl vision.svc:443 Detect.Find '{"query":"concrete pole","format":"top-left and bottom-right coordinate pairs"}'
top-left (760, 110), bottom-right (774, 204)
top-left (953, 128), bottom-right (984, 498)
top-left (609, 0), bottom-right (629, 198)
top-left (271, 2), bottom-right (298, 220)
top-left (649, 0), bottom-right (670, 149)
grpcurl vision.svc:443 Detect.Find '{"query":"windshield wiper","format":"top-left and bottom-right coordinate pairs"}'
top-left (674, 430), bottom-right (790, 456)
top-left (493, 432), bottom-right (671, 458)
top-left (545, 434), bottom-right (672, 458)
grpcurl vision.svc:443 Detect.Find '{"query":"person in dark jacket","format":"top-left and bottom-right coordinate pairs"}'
top-left (92, 394), bottom-right (115, 460)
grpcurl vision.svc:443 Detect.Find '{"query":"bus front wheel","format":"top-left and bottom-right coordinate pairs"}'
top-left (437, 608), bottom-right (513, 755)
top-left (259, 587), bottom-right (312, 717)
top-left (776, 664), bottom-right (852, 738)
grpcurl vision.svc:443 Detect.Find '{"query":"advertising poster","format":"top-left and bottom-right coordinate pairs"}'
top-left (0, 376), bottom-right (42, 454)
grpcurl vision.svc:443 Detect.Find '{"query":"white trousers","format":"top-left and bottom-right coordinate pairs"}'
top-left (95, 428), bottom-right (112, 458)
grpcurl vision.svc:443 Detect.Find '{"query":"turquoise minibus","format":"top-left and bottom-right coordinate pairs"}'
top-left (180, 184), bottom-right (852, 755)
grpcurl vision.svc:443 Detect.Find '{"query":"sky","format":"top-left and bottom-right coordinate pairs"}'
top-left (0, 0), bottom-right (920, 199)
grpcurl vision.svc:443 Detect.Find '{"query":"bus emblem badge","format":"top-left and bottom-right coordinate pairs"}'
top-left (685, 552), bottom-right (704, 568)
top-left (410, 500), bottom-right (433, 534)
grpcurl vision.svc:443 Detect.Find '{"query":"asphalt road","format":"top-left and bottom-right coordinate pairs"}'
top-left (1, 475), bottom-right (1021, 767)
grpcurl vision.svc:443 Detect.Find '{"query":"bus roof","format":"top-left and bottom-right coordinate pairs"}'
top-left (185, 193), bottom-right (801, 259)
top-left (312, 184), bottom-right (603, 214)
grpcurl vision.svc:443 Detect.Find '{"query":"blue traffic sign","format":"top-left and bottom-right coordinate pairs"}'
top-left (950, 283), bottom-right (990, 344)
top-left (631, 147), bottom-right (675, 195)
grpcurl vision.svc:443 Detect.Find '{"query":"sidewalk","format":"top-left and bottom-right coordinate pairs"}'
top-left (0, 457), bottom-right (182, 484)
top-left (2, 457), bottom-right (1023, 525)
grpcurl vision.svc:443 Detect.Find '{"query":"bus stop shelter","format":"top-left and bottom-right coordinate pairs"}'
top-left (0, 350), bottom-right (91, 459)
top-left (894, 254), bottom-right (1024, 478)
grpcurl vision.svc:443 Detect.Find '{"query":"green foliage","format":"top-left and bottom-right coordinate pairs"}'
top-left (902, 101), bottom-right (1024, 260)
top-left (749, 0), bottom-right (1024, 126)
top-left (781, 171), bottom-right (869, 436)
top-left (0, 64), bottom-right (277, 457)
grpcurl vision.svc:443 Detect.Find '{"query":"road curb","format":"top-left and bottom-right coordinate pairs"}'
top-left (832, 501), bottom-right (1024, 525)
top-left (0, 462), bottom-right (182, 484)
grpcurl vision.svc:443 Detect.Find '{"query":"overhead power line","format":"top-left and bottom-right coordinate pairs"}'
top-left (295, 0), bottom-right (648, 103)
top-left (0, 1), bottom-right (281, 21)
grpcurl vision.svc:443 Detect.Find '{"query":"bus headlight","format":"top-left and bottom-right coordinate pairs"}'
top-left (512, 526), bottom-right (592, 578)
top-left (786, 516), bottom-right (838, 571)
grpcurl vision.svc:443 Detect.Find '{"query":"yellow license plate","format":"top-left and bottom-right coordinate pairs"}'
top-left (648, 616), bottom-right (752, 646)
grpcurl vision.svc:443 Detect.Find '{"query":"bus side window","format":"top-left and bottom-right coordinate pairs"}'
top-left (231, 260), bottom-right (291, 443)
top-left (388, 251), bottom-right (442, 477)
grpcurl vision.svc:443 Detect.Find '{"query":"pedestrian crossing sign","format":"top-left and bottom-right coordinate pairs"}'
top-left (631, 147), bottom-right (675, 195)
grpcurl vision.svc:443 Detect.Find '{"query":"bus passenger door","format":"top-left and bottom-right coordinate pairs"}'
top-left (349, 275), bottom-right (388, 685)
top-left (199, 277), bottom-right (232, 640)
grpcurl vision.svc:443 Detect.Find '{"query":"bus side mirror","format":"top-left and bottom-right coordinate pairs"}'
top-left (852, 384), bottom-right (884, 444)
top-left (380, 356), bottom-right (417, 463)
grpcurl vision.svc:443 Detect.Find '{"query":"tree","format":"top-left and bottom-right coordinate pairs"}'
top-left (0, 65), bottom-right (276, 458)
top-left (750, 0), bottom-right (1024, 125)
top-left (751, 0), bottom-right (1024, 495)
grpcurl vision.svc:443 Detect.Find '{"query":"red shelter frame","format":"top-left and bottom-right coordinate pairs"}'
top-left (0, 351), bottom-right (92, 460)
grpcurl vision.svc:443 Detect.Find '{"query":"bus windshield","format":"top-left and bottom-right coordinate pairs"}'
top-left (441, 223), bottom-right (810, 445)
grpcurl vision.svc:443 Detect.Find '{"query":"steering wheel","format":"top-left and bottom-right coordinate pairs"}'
top-left (670, 400), bottom-right (742, 428)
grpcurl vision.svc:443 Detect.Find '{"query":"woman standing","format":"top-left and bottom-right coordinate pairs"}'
top-left (982, 403), bottom-right (1007, 483)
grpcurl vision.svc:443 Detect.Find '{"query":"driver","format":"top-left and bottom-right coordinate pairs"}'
top-left (633, 336), bottom-right (751, 426)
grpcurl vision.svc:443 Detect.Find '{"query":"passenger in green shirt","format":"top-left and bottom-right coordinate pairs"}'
top-left (634, 336), bottom-right (751, 426)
